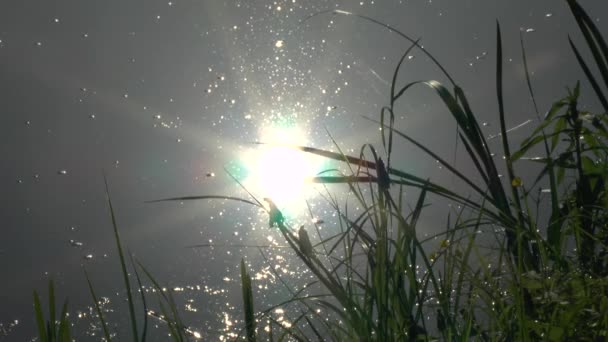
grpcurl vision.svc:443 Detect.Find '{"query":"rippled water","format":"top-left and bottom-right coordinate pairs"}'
top-left (2, 0), bottom-right (607, 340)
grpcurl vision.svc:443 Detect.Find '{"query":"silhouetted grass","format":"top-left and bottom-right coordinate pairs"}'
top-left (34, 0), bottom-right (608, 340)
top-left (33, 279), bottom-right (71, 342)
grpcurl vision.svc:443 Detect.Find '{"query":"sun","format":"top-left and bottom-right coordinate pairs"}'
top-left (239, 123), bottom-right (326, 217)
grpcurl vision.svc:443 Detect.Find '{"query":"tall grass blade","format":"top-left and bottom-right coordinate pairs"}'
top-left (365, 116), bottom-right (494, 205)
top-left (383, 39), bottom-right (420, 167)
top-left (84, 269), bottom-right (112, 341)
top-left (129, 253), bottom-right (149, 342)
top-left (146, 195), bottom-right (259, 207)
top-left (157, 300), bottom-right (181, 341)
top-left (48, 279), bottom-right (56, 341)
top-left (32, 280), bottom-right (72, 342)
top-left (519, 32), bottom-right (563, 256)
top-left (103, 172), bottom-right (139, 341)
top-left (304, 315), bottom-right (324, 341)
top-left (58, 299), bottom-right (71, 341)
top-left (568, 37), bottom-right (608, 112)
top-left (285, 143), bottom-right (503, 221)
top-left (33, 290), bottom-right (48, 342)
top-left (567, 0), bottom-right (608, 95)
top-left (240, 259), bottom-right (257, 342)
top-left (301, 10), bottom-right (457, 86)
top-left (135, 261), bottom-right (188, 340)
top-left (496, 22), bottom-right (533, 272)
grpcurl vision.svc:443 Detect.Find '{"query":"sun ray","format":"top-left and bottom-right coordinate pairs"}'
top-left (237, 122), bottom-right (327, 219)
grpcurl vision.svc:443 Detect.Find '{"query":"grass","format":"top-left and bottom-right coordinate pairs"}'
top-left (33, 279), bottom-right (71, 342)
top-left (33, 0), bottom-right (607, 340)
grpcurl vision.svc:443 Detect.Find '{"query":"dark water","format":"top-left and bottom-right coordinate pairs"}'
top-left (1, 0), bottom-right (607, 339)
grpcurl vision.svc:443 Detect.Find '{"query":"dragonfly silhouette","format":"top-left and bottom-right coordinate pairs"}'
top-left (263, 197), bottom-right (284, 228)
top-left (298, 225), bottom-right (314, 257)
top-left (263, 199), bottom-right (316, 258)
top-left (376, 157), bottom-right (391, 192)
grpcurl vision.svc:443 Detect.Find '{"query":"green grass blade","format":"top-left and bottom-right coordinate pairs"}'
top-left (569, 0), bottom-right (608, 66)
top-left (303, 315), bottom-right (324, 341)
top-left (84, 269), bottom-right (112, 341)
top-left (454, 86), bottom-right (507, 200)
top-left (519, 32), bottom-right (540, 115)
top-left (48, 279), bottom-right (56, 341)
top-left (33, 290), bottom-right (48, 342)
top-left (512, 134), bottom-right (559, 161)
top-left (129, 252), bottom-right (148, 342)
top-left (165, 292), bottom-right (186, 342)
top-left (366, 116), bottom-right (494, 205)
top-left (390, 40), bottom-right (421, 107)
top-left (146, 195), bottom-right (261, 208)
top-left (135, 261), bottom-right (189, 340)
top-left (380, 106), bottom-right (395, 168)
top-left (286, 142), bottom-right (503, 222)
top-left (103, 172), bottom-right (139, 341)
top-left (567, 0), bottom-right (608, 94)
top-left (495, 21), bottom-right (515, 194)
top-left (301, 10), bottom-right (457, 86)
top-left (394, 79), bottom-right (511, 217)
top-left (157, 300), bottom-right (181, 341)
top-left (458, 131), bottom-right (491, 185)
top-left (58, 300), bottom-right (71, 341)
top-left (496, 22), bottom-right (531, 270)
top-left (568, 37), bottom-right (608, 112)
top-left (520, 33), bottom-right (563, 256)
top-left (453, 203), bottom-right (484, 319)
top-left (410, 180), bottom-right (429, 229)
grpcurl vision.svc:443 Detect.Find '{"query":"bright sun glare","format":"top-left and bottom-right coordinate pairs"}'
top-left (240, 124), bottom-right (326, 216)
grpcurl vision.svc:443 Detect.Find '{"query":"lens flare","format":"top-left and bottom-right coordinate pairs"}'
top-left (240, 124), bottom-right (325, 216)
